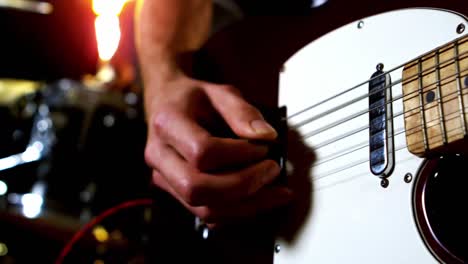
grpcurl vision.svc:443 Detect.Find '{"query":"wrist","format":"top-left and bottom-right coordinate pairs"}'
top-left (140, 50), bottom-right (196, 85)
top-left (140, 52), bottom-right (179, 83)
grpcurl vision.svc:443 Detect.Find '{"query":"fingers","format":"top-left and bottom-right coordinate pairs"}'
top-left (146, 140), bottom-right (281, 206)
top-left (144, 77), bottom-right (287, 226)
top-left (151, 108), bottom-right (269, 171)
top-left (152, 170), bottom-right (292, 224)
top-left (203, 84), bottom-right (278, 141)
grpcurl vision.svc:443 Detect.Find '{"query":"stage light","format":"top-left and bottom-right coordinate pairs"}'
top-left (93, 0), bottom-right (131, 62)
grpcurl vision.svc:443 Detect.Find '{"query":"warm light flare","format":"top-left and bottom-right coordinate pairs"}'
top-left (92, 0), bottom-right (129, 16)
top-left (92, 0), bottom-right (131, 62)
top-left (95, 15), bottom-right (121, 61)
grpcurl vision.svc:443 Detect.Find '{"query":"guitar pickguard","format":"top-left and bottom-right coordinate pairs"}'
top-left (276, 8), bottom-right (467, 264)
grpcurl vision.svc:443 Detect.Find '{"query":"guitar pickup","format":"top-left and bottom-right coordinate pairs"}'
top-left (368, 68), bottom-right (395, 177)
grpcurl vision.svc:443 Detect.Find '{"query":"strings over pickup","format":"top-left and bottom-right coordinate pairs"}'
top-left (368, 66), bottom-right (395, 177)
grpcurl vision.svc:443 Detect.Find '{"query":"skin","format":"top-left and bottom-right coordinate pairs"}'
top-left (135, 0), bottom-right (293, 225)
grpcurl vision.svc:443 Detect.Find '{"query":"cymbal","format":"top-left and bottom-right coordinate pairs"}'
top-left (0, 79), bottom-right (42, 105)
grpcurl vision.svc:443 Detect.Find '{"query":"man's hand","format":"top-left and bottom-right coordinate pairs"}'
top-left (144, 71), bottom-right (292, 224)
top-left (136, 0), bottom-right (292, 225)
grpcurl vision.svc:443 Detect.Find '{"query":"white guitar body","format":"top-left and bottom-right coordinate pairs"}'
top-left (276, 8), bottom-right (467, 264)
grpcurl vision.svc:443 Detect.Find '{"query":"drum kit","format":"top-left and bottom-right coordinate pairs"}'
top-left (0, 1), bottom-right (153, 263)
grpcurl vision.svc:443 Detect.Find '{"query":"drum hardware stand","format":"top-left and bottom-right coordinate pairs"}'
top-left (0, 103), bottom-right (55, 172)
top-left (0, 0), bottom-right (53, 14)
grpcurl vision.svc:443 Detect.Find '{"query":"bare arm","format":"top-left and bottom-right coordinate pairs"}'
top-left (136, 0), bottom-right (211, 102)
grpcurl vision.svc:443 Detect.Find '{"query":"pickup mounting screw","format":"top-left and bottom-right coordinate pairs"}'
top-left (357, 21), bottom-right (364, 29)
top-left (457, 24), bottom-right (465, 34)
top-left (274, 244), bottom-right (281, 253)
top-left (376, 63), bottom-right (384, 71)
top-left (404, 173), bottom-right (413, 183)
top-left (380, 178), bottom-right (389, 188)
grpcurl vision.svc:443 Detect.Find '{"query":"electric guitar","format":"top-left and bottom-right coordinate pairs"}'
top-left (138, 2), bottom-right (468, 264)
top-left (273, 6), bottom-right (467, 264)
top-left (171, 1), bottom-right (468, 264)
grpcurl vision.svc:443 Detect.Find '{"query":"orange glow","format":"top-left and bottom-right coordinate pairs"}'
top-left (95, 15), bottom-right (120, 61)
top-left (92, 0), bottom-right (130, 61)
top-left (92, 0), bottom-right (128, 16)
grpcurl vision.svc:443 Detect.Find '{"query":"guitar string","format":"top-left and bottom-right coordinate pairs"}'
top-left (298, 75), bottom-right (467, 167)
top-left (317, 124), bottom-right (464, 180)
top-left (294, 83), bottom-right (466, 179)
top-left (282, 36), bottom-right (468, 183)
top-left (402, 94), bottom-right (464, 131)
top-left (309, 103), bottom-right (465, 165)
top-left (287, 33), bottom-right (468, 120)
top-left (304, 78), bottom-right (464, 142)
top-left (290, 49), bottom-right (468, 131)
top-left (288, 41), bottom-right (468, 130)
top-left (310, 107), bottom-right (466, 168)
top-left (298, 70), bottom-right (467, 141)
top-left (309, 93), bottom-right (460, 155)
top-left (291, 55), bottom-right (468, 137)
top-left (313, 122), bottom-right (465, 181)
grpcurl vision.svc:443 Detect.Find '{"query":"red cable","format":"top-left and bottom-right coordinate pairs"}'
top-left (55, 198), bottom-right (153, 264)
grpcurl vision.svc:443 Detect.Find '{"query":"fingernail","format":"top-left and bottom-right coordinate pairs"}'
top-left (251, 120), bottom-right (277, 137)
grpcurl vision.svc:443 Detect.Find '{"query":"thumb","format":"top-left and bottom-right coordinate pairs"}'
top-left (204, 84), bottom-right (277, 140)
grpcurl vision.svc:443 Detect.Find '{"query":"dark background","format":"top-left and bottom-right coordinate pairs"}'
top-left (0, 1), bottom-right (152, 263)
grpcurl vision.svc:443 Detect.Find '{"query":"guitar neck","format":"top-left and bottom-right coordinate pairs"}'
top-left (403, 34), bottom-right (468, 156)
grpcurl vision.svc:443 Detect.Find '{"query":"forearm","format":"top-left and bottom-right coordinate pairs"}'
top-left (135, 0), bottom-right (212, 83)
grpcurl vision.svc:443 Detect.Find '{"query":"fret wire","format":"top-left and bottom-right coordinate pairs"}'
top-left (287, 37), bottom-right (468, 157)
top-left (454, 40), bottom-right (467, 136)
top-left (300, 68), bottom-right (462, 139)
top-left (404, 108), bottom-right (468, 140)
top-left (418, 59), bottom-right (429, 151)
top-left (304, 85), bottom-right (466, 154)
top-left (435, 50), bottom-right (448, 144)
top-left (313, 123), bottom-right (465, 180)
